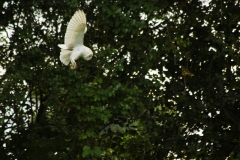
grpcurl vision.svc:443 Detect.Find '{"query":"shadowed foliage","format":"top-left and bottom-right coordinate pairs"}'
top-left (1, 0), bottom-right (240, 159)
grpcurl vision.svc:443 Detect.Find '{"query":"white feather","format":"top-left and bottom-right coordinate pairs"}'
top-left (58, 10), bottom-right (93, 69)
top-left (60, 49), bottom-right (71, 65)
top-left (58, 44), bottom-right (70, 50)
top-left (64, 10), bottom-right (86, 47)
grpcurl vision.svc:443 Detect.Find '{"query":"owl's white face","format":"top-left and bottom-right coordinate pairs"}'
top-left (83, 47), bottom-right (93, 61)
top-left (83, 53), bottom-right (93, 61)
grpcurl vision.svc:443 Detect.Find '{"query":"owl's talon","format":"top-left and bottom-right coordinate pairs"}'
top-left (70, 63), bottom-right (77, 69)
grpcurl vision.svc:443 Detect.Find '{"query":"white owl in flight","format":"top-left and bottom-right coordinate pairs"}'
top-left (58, 10), bottom-right (93, 69)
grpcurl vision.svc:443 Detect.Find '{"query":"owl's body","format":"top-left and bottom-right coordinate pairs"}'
top-left (58, 10), bottom-right (93, 69)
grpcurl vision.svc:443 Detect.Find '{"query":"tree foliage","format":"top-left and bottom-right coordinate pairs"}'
top-left (1, 0), bottom-right (240, 159)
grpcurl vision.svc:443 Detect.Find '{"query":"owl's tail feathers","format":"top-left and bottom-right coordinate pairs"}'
top-left (60, 49), bottom-right (71, 65)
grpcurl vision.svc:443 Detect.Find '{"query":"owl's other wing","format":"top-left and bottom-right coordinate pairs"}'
top-left (64, 10), bottom-right (87, 49)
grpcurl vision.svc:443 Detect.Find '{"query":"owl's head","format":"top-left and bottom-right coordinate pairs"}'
top-left (83, 47), bottom-right (93, 61)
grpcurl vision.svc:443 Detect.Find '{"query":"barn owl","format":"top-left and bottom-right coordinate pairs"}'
top-left (58, 10), bottom-right (93, 69)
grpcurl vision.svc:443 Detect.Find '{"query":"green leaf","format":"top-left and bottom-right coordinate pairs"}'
top-left (82, 146), bottom-right (91, 158)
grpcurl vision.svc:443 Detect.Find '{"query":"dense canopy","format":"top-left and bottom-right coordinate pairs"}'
top-left (1, 0), bottom-right (240, 159)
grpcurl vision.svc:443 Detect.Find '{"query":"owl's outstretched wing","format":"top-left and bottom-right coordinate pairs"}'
top-left (63, 10), bottom-right (87, 49)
